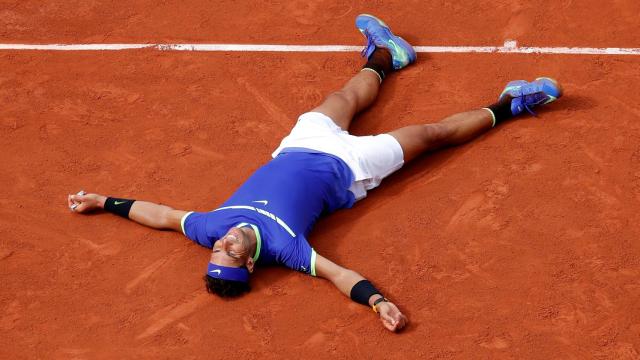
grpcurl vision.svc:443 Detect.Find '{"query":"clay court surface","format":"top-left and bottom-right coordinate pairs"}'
top-left (1, 1), bottom-right (640, 359)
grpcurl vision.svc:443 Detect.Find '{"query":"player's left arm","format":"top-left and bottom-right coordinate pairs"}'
top-left (314, 253), bottom-right (407, 332)
top-left (68, 192), bottom-right (187, 232)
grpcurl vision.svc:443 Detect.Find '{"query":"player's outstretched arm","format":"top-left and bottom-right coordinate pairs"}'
top-left (314, 253), bottom-right (407, 332)
top-left (67, 192), bottom-right (188, 232)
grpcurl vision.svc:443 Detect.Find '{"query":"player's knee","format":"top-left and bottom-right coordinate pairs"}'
top-left (420, 123), bottom-right (453, 146)
top-left (328, 90), bottom-right (358, 110)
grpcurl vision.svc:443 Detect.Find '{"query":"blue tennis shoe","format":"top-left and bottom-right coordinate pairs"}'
top-left (355, 14), bottom-right (417, 70)
top-left (499, 77), bottom-right (563, 116)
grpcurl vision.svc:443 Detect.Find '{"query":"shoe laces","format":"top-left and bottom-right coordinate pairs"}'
top-left (361, 30), bottom-right (378, 58)
top-left (522, 96), bottom-right (537, 116)
top-left (521, 92), bottom-right (550, 116)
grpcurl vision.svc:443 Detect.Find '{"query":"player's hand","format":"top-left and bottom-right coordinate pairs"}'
top-left (67, 191), bottom-right (106, 213)
top-left (376, 301), bottom-right (408, 332)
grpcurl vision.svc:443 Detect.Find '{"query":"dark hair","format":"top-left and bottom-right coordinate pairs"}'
top-left (203, 274), bottom-right (251, 298)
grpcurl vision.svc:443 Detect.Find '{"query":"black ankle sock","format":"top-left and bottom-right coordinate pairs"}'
top-left (362, 48), bottom-right (392, 82)
top-left (485, 96), bottom-right (514, 127)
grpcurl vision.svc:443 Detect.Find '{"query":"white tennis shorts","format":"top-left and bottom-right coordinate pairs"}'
top-left (272, 112), bottom-right (405, 200)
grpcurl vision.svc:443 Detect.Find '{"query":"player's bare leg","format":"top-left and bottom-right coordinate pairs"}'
top-left (310, 50), bottom-right (388, 130)
top-left (389, 78), bottom-right (563, 162)
top-left (388, 110), bottom-right (493, 162)
top-left (312, 15), bottom-right (417, 131)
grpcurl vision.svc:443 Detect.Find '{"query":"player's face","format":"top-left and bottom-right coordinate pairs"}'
top-left (209, 227), bottom-right (251, 268)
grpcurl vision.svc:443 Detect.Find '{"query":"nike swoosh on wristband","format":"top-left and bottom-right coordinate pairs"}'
top-left (114, 200), bottom-right (127, 205)
top-left (210, 269), bottom-right (221, 275)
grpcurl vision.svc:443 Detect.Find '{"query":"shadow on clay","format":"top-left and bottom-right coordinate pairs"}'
top-left (540, 94), bottom-right (597, 114)
top-left (309, 139), bottom-right (465, 251)
top-left (249, 266), bottom-right (291, 295)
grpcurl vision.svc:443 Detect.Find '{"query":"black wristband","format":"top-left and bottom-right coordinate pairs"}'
top-left (104, 197), bottom-right (135, 218)
top-left (350, 280), bottom-right (381, 306)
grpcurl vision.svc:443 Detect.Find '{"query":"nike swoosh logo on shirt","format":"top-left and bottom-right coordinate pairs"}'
top-left (252, 200), bottom-right (268, 206)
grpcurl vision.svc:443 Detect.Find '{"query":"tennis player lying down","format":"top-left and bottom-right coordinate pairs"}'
top-left (68, 14), bottom-right (562, 332)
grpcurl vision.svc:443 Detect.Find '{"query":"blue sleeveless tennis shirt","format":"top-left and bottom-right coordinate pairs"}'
top-left (181, 150), bottom-right (356, 276)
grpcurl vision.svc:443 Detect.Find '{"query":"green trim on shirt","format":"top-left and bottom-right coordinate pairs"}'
top-left (310, 249), bottom-right (317, 277)
top-left (181, 211), bottom-right (194, 235)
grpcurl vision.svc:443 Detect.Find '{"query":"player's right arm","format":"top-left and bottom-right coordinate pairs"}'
top-left (315, 253), bottom-right (408, 332)
top-left (67, 192), bottom-right (187, 232)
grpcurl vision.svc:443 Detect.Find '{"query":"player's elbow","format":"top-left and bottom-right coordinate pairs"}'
top-left (154, 207), bottom-right (178, 230)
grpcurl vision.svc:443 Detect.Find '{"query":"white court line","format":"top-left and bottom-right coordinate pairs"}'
top-left (0, 40), bottom-right (640, 55)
